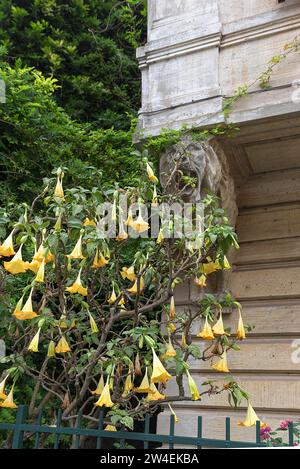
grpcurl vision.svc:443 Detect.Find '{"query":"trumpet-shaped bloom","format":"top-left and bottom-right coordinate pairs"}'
top-left (197, 317), bottom-right (215, 341)
top-left (89, 312), bottom-right (99, 334)
top-left (54, 214), bottom-right (62, 231)
top-left (127, 277), bottom-right (145, 295)
top-left (0, 386), bottom-right (17, 409)
top-left (212, 312), bottom-right (230, 336)
top-left (122, 374), bottom-right (134, 397)
top-left (169, 296), bottom-right (176, 321)
top-left (0, 375), bottom-right (9, 400)
top-left (146, 163), bottom-right (158, 185)
top-left (194, 274), bottom-right (207, 288)
top-left (131, 211), bottom-right (149, 234)
top-left (125, 208), bottom-right (134, 227)
top-left (152, 186), bottom-right (158, 207)
top-left (215, 256), bottom-right (231, 271)
top-left (91, 375), bottom-right (105, 395)
top-left (156, 229), bottom-right (164, 244)
top-left (108, 286), bottom-right (117, 305)
top-left (146, 383), bottom-right (165, 401)
top-left (14, 289), bottom-right (38, 320)
top-left (33, 245), bottom-right (54, 264)
top-left (55, 336), bottom-right (71, 354)
top-left (168, 404), bottom-right (179, 423)
top-left (28, 259), bottom-right (41, 274)
top-left (47, 341), bottom-right (56, 358)
top-left (163, 339), bottom-right (177, 358)
top-left (94, 380), bottom-right (114, 408)
top-left (187, 371), bottom-right (201, 401)
top-left (83, 218), bottom-right (96, 227)
top-left (4, 245), bottom-right (29, 275)
top-left (35, 259), bottom-right (45, 283)
top-left (116, 217), bottom-right (128, 242)
top-left (66, 270), bottom-right (88, 296)
top-left (238, 402), bottom-right (261, 427)
top-left (28, 328), bottom-right (41, 353)
top-left (211, 351), bottom-right (230, 373)
top-left (181, 333), bottom-right (187, 348)
top-left (105, 425), bottom-right (117, 432)
top-left (0, 231), bottom-right (15, 257)
top-left (151, 348), bottom-right (172, 384)
top-left (237, 309), bottom-right (246, 340)
top-left (54, 176), bottom-right (64, 199)
top-left (121, 266), bottom-right (136, 282)
top-left (67, 235), bottom-right (85, 260)
top-left (92, 250), bottom-right (109, 269)
top-left (135, 368), bottom-right (152, 393)
top-left (201, 258), bottom-right (221, 275)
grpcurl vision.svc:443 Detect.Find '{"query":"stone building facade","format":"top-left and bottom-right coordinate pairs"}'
top-left (137, 1), bottom-right (300, 443)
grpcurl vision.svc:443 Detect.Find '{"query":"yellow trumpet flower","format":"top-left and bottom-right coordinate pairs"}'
top-left (212, 312), bottom-right (230, 337)
top-left (168, 404), bottom-right (179, 423)
top-left (33, 244), bottom-right (54, 264)
top-left (0, 231), bottom-right (15, 257)
top-left (215, 256), bottom-right (231, 271)
top-left (163, 339), bottom-right (177, 359)
top-left (156, 228), bottom-right (164, 244)
top-left (151, 348), bottom-right (172, 384)
top-left (187, 371), bottom-right (201, 401)
top-left (135, 368), bottom-right (152, 393)
top-left (108, 286), bottom-right (117, 305)
top-left (146, 383), bottom-right (165, 401)
top-left (66, 269), bottom-right (88, 296)
top-left (55, 336), bottom-right (71, 354)
top-left (92, 250), bottom-right (109, 269)
top-left (105, 425), bottom-right (117, 432)
top-left (125, 208), bottom-right (134, 227)
top-left (54, 214), bottom-right (62, 231)
top-left (0, 386), bottom-right (17, 409)
top-left (194, 274), bottom-right (207, 288)
top-left (146, 162), bottom-right (158, 184)
top-left (131, 210), bottom-right (149, 234)
top-left (14, 288), bottom-right (38, 321)
top-left (91, 376), bottom-right (105, 396)
top-left (4, 245), bottom-right (29, 274)
top-left (152, 186), bottom-right (158, 207)
top-left (28, 259), bottom-right (41, 274)
top-left (35, 259), bottom-right (45, 283)
top-left (211, 351), bottom-right (230, 373)
top-left (67, 235), bottom-right (85, 260)
top-left (116, 217), bottom-right (128, 242)
top-left (28, 328), bottom-right (41, 353)
top-left (94, 379), bottom-right (114, 408)
top-left (54, 176), bottom-right (64, 199)
top-left (122, 373), bottom-right (134, 398)
top-left (169, 296), bottom-right (176, 321)
top-left (89, 312), bottom-right (99, 334)
top-left (83, 218), bottom-right (96, 227)
top-left (168, 322), bottom-right (176, 334)
top-left (0, 375), bottom-right (9, 400)
top-left (238, 402), bottom-right (261, 427)
top-left (201, 258), bottom-right (221, 275)
top-left (197, 317), bottom-right (215, 341)
top-left (127, 277), bottom-right (145, 295)
top-left (47, 341), bottom-right (56, 358)
top-left (237, 309), bottom-right (246, 340)
top-left (121, 266), bottom-right (136, 282)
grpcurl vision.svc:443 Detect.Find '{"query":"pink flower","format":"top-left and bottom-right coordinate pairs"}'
top-left (280, 420), bottom-right (293, 430)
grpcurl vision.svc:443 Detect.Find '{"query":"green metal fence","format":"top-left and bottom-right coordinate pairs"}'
top-left (0, 405), bottom-right (295, 449)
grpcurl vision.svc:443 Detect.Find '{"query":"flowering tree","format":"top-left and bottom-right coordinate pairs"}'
top-left (0, 156), bottom-right (257, 446)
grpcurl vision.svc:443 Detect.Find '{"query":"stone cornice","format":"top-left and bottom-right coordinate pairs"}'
top-left (222, 6), bottom-right (300, 48)
top-left (137, 32), bottom-right (221, 68)
top-left (137, 5), bottom-right (300, 66)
